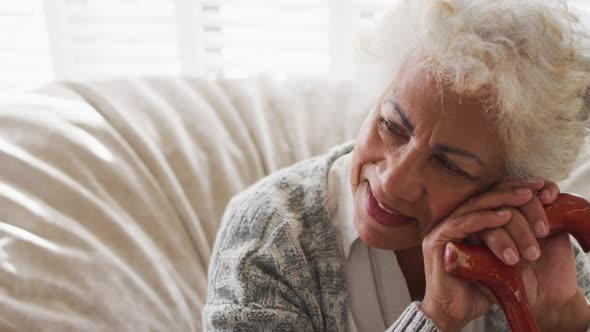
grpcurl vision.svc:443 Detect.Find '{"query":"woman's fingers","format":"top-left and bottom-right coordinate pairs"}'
top-left (502, 209), bottom-right (541, 261)
top-left (426, 209), bottom-right (513, 247)
top-left (479, 208), bottom-right (541, 265)
top-left (514, 180), bottom-right (559, 240)
top-left (478, 227), bottom-right (520, 265)
top-left (454, 188), bottom-right (533, 217)
top-left (487, 179), bottom-right (560, 257)
top-left (518, 194), bottom-right (549, 238)
top-left (425, 187), bottom-right (532, 251)
top-left (426, 180), bottom-right (558, 269)
top-left (537, 180), bottom-right (560, 205)
top-left (493, 177), bottom-right (545, 190)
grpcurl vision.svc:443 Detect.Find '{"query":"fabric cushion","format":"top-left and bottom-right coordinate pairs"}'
top-left (0, 76), bottom-right (374, 331)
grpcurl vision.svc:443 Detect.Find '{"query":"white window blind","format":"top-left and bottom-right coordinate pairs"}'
top-left (570, 0), bottom-right (590, 21)
top-left (354, 0), bottom-right (389, 32)
top-left (1, 0), bottom-right (590, 92)
top-left (354, 1), bottom-right (590, 30)
top-left (0, 1), bottom-right (54, 91)
top-left (48, 0), bottom-right (180, 80)
top-left (571, 0), bottom-right (590, 12)
top-left (194, 0), bottom-right (332, 79)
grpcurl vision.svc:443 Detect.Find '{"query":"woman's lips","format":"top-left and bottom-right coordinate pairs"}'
top-left (365, 183), bottom-right (416, 227)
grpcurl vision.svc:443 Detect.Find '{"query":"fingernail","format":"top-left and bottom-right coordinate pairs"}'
top-left (497, 210), bottom-right (511, 217)
top-left (503, 248), bottom-right (519, 265)
top-left (526, 245), bottom-right (540, 260)
top-left (539, 189), bottom-right (550, 198)
top-left (515, 188), bottom-right (531, 195)
top-left (534, 219), bottom-right (547, 237)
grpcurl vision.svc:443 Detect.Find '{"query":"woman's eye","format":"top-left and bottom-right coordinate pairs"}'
top-left (435, 155), bottom-right (473, 178)
top-left (378, 115), bottom-right (408, 139)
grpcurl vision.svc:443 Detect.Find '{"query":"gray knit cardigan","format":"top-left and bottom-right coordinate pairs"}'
top-left (203, 142), bottom-right (590, 331)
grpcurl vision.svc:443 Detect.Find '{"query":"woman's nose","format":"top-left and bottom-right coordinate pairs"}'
top-left (377, 149), bottom-right (424, 203)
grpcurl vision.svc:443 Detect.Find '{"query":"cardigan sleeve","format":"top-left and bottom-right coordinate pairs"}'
top-left (385, 302), bottom-right (441, 332)
top-left (203, 236), bottom-right (317, 332)
top-left (202, 186), bottom-right (348, 332)
top-left (203, 197), bottom-right (315, 331)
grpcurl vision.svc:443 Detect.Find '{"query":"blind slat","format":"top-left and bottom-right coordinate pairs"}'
top-left (199, 29), bottom-right (329, 50)
top-left (55, 0), bottom-right (180, 79)
top-left (0, 1), bottom-right (54, 92)
top-left (201, 0), bottom-right (327, 8)
top-left (19, 1), bottom-right (590, 89)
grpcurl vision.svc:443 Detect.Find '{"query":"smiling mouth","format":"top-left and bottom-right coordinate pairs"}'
top-left (377, 200), bottom-right (399, 215)
top-left (365, 182), bottom-right (416, 227)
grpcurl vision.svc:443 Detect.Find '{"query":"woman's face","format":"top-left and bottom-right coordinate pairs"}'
top-left (350, 62), bottom-right (506, 251)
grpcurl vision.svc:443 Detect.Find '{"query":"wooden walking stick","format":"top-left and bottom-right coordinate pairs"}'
top-left (444, 193), bottom-right (590, 332)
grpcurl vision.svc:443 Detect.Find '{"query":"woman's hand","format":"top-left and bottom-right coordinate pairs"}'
top-left (522, 233), bottom-right (590, 331)
top-left (476, 180), bottom-right (590, 329)
top-left (421, 179), bottom-right (590, 331)
top-left (420, 187), bottom-right (536, 331)
top-left (477, 179), bottom-right (559, 265)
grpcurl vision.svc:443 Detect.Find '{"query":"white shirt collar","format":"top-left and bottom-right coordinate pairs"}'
top-left (327, 151), bottom-right (359, 259)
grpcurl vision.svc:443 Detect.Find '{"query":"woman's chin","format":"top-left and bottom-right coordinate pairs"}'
top-left (353, 214), bottom-right (419, 251)
top-left (351, 181), bottom-right (421, 250)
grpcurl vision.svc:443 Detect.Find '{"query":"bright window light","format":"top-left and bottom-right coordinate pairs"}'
top-left (1, 0), bottom-right (589, 92)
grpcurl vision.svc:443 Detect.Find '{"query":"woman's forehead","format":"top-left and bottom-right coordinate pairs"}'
top-left (387, 63), bottom-right (495, 124)
top-left (385, 63), bottom-right (505, 166)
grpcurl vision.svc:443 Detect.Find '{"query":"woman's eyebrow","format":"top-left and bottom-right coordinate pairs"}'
top-left (385, 99), bottom-right (414, 134)
top-left (433, 144), bottom-right (484, 166)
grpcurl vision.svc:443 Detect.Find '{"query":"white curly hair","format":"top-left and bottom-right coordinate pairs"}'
top-left (357, 0), bottom-right (590, 181)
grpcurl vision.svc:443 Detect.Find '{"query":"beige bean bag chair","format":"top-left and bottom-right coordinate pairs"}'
top-left (0, 77), bottom-right (588, 331)
top-left (0, 77), bottom-right (373, 331)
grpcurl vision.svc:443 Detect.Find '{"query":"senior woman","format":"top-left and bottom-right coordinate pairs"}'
top-left (204, 0), bottom-right (590, 331)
